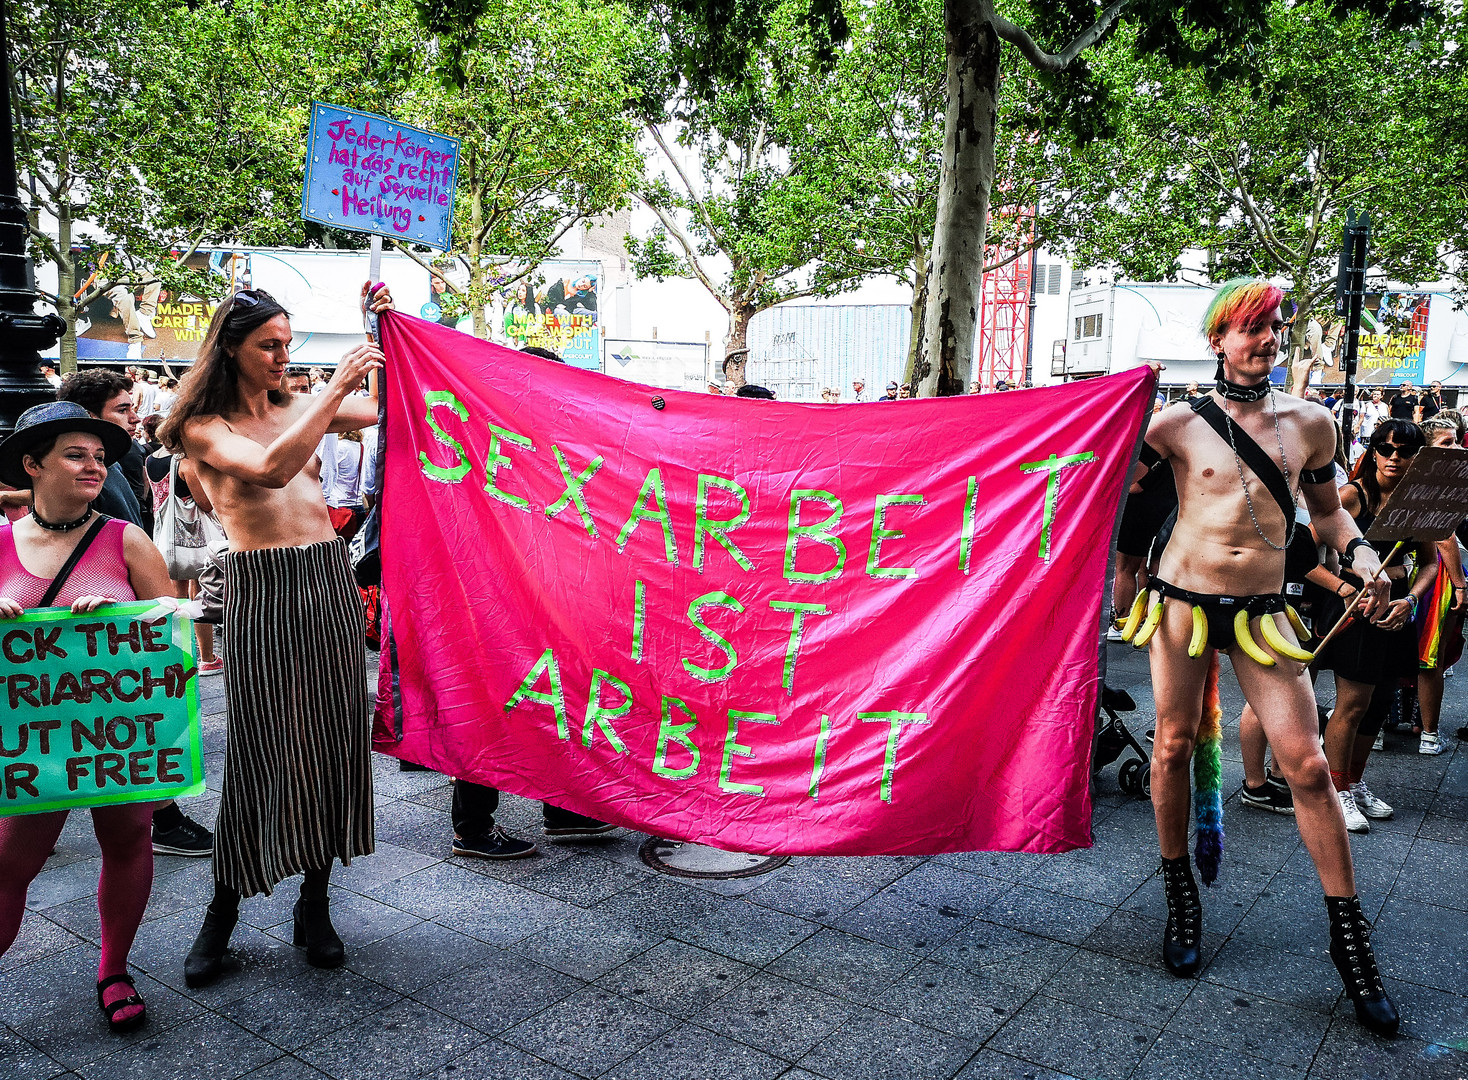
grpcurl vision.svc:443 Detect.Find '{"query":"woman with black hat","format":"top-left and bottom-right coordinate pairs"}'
top-left (0, 401), bottom-right (174, 1034)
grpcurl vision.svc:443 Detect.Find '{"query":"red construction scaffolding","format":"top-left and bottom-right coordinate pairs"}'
top-left (974, 205), bottom-right (1035, 390)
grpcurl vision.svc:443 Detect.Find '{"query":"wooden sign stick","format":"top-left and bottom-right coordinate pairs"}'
top-left (1310, 540), bottom-right (1408, 656)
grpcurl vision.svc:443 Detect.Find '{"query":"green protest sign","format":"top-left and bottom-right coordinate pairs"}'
top-left (0, 602), bottom-right (204, 816)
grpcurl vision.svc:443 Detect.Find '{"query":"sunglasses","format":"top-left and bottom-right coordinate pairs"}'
top-left (1373, 442), bottom-right (1420, 459)
top-left (230, 288), bottom-right (276, 310)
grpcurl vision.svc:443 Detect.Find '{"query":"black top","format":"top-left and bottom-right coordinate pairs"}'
top-left (145, 452), bottom-right (192, 502)
top-left (116, 442), bottom-right (152, 535)
top-left (1420, 392), bottom-right (1443, 421)
top-left (1389, 393), bottom-right (1418, 420)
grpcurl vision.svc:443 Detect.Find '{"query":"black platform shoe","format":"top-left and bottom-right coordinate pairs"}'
top-left (1326, 895), bottom-right (1400, 1037)
top-left (293, 898), bottom-right (345, 969)
top-left (1160, 856), bottom-right (1202, 977)
top-left (184, 901), bottom-right (239, 987)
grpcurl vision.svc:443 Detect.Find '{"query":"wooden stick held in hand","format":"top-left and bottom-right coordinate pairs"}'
top-left (1310, 540), bottom-right (1408, 657)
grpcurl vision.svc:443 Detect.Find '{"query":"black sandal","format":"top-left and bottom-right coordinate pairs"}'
top-left (96, 973), bottom-right (146, 1033)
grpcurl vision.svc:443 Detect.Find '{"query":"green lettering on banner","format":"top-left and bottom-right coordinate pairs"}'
top-left (1019, 452), bottom-right (1096, 561)
top-left (0, 603), bottom-right (203, 817)
top-left (616, 467), bottom-right (679, 565)
top-left (769, 600), bottom-right (828, 694)
top-left (583, 670), bottom-right (630, 753)
top-left (631, 580), bottom-right (646, 663)
top-left (419, 390), bottom-right (472, 484)
top-left (808, 713), bottom-right (831, 799)
top-left (484, 424), bottom-right (535, 511)
top-left (682, 592), bottom-right (744, 682)
top-left (959, 476), bottom-right (979, 575)
top-left (719, 710), bottom-right (779, 796)
top-left (866, 493), bottom-right (925, 579)
top-left (692, 474), bottom-right (753, 572)
top-left (653, 696), bottom-right (699, 779)
top-left (544, 445), bottom-right (604, 538)
top-left (783, 490), bottom-right (846, 584)
top-left (504, 647), bottom-right (569, 740)
top-left (859, 711), bottom-right (930, 802)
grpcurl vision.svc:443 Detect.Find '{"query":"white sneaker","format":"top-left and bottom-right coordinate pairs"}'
top-left (1339, 789), bottom-right (1370, 833)
top-left (1372, 731), bottom-right (1384, 751)
top-left (1106, 626), bottom-right (1125, 643)
top-left (1445, 665), bottom-right (1456, 678)
top-left (137, 312), bottom-right (156, 338)
top-left (1419, 732), bottom-right (1444, 756)
top-left (1351, 781), bottom-right (1394, 820)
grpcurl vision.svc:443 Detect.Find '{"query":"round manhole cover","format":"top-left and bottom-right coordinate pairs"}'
top-left (639, 837), bottom-right (790, 880)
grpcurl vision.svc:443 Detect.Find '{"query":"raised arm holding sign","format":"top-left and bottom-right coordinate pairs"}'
top-left (0, 401), bottom-right (189, 1035)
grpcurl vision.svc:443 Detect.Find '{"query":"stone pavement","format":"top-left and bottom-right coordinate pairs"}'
top-left (3, 645), bottom-right (1466, 1080)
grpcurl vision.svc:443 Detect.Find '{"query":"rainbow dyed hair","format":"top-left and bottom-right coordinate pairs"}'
top-left (1193, 655), bottom-right (1224, 885)
top-left (1201, 277), bottom-right (1285, 340)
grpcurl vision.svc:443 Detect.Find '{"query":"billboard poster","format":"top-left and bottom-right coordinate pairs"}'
top-left (502, 262), bottom-right (601, 370)
top-left (603, 338), bottom-right (710, 392)
top-left (1306, 292), bottom-right (1432, 386)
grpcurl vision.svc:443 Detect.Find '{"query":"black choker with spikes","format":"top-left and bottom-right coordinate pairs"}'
top-left (31, 508), bottom-right (93, 532)
top-left (1215, 359), bottom-right (1271, 402)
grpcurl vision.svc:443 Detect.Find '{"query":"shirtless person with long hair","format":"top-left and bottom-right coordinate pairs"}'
top-left (1135, 278), bottom-right (1398, 1035)
top-left (159, 283), bottom-right (390, 985)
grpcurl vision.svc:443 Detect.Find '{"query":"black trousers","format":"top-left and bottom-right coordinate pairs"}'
top-left (450, 781), bottom-right (587, 838)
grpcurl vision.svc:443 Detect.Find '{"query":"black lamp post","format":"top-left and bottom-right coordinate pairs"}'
top-left (0, 0), bottom-right (66, 436)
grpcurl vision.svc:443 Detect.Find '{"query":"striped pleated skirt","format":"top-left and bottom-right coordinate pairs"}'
top-left (213, 538), bottom-right (374, 897)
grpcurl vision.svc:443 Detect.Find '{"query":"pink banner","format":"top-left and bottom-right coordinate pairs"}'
top-left (373, 313), bottom-right (1153, 855)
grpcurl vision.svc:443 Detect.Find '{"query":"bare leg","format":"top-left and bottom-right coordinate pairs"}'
top-left (189, 580), bottom-right (217, 662)
top-left (1112, 551), bottom-right (1144, 618)
top-left (1147, 600), bottom-right (1211, 858)
top-left (1239, 704), bottom-right (1268, 787)
top-left (1232, 635), bottom-right (1355, 897)
top-left (1325, 676), bottom-right (1373, 783)
top-left (1418, 667), bottom-right (1443, 736)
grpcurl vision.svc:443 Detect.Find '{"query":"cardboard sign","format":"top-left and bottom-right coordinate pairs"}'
top-left (1365, 446), bottom-right (1468, 542)
top-left (0, 603), bottom-right (204, 816)
top-left (373, 312), bottom-right (1156, 856)
top-left (301, 103), bottom-right (459, 250)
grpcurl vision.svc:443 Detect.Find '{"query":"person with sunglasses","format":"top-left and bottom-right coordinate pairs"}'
top-left (1314, 419), bottom-right (1437, 830)
top-left (157, 284), bottom-right (390, 987)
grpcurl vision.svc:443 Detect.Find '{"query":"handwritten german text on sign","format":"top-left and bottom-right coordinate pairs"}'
top-left (0, 604), bottom-right (204, 816)
top-left (302, 103), bottom-right (459, 250)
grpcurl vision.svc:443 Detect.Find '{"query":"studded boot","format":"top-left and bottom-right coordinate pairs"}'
top-left (1160, 856), bottom-right (1202, 977)
top-left (1326, 895), bottom-right (1399, 1037)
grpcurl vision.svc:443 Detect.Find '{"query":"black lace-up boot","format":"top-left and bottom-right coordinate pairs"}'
top-left (1326, 895), bottom-right (1399, 1036)
top-left (1160, 856), bottom-right (1202, 977)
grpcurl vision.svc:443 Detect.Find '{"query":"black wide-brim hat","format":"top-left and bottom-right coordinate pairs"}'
top-left (0, 401), bottom-right (133, 488)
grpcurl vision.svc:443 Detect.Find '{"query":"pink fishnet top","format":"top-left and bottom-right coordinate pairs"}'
top-left (0, 518), bottom-right (136, 608)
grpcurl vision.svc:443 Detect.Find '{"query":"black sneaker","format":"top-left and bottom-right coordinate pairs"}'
top-left (1239, 780), bottom-right (1294, 815)
top-left (452, 826), bottom-right (537, 860)
top-left (1265, 767), bottom-right (1291, 793)
top-left (543, 811), bottom-right (617, 838)
top-left (152, 815), bottom-right (214, 856)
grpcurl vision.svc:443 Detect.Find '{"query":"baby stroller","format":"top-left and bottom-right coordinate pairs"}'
top-left (1094, 684), bottom-right (1151, 799)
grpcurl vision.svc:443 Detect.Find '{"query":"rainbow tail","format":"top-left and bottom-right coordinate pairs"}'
top-left (1193, 653), bottom-right (1224, 885)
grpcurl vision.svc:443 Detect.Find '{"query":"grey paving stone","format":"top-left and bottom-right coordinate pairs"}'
top-left (426, 1038), bottom-right (581, 1079)
top-left (743, 861), bottom-right (884, 921)
top-left (931, 920), bottom-right (1076, 992)
top-left (927, 850), bottom-right (1054, 884)
top-left (1166, 980), bottom-right (1330, 1070)
top-left (344, 919), bottom-right (502, 994)
top-left (218, 967), bottom-right (403, 1052)
top-left (1333, 975), bottom-right (1468, 1050)
top-left (413, 947), bottom-right (585, 1034)
top-left (595, 939), bottom-right (758, 1018)
top-left (0, 911), bottom-right (85, 972)
top-left (980, 885), bottom-right (1114, 946)
top-left (1371, 896), bottom-right (1468, 994)
top-left (765, 928), bottom-right (923, 1006)
top-left (295, 999), bottom-right (489, 1080)
top-left (1395, 838), bottom-right (1468, 912)
top-left (797, 1007), bottom-right (980, 1080)
top-left (830, 870), bottom-right (993, 956)
top-left (259, 891), bottom-right (422, 950)
top-left (1307, 1018), bottom-right (1468, 1079)
top-left (326, 841), bottom-right (438, 893)
top-left (0, 1029), bottom-right (69, 1080)
top-left (1019, 845), bottom-right (1157, 906)
top-left (987, 996), bottom-right (1158, 1080)
top-left (518, 852), bottom-right (648, 907)
top-left (435, 882), bottom-right (582, 947)
top-left (1082, 908), bottom-right (1225, 974)
top-left (126, 907), bottom-right (305, 1006)
top-left (79, 1014), bottom-right (280, 1080)
top-left (877, 961), bottom-right (1029, 1042)
top-left (499, 986), bottom-right (676, 1077)
top-left (671, 899), bottom-right (819, 964)
top-left (1121, 861), bottom-right (1274, 936)
top-left (511, 908), bottom-right (662, 980)
top-left (692, 972), bottom-right (858, 1061)
top-left (1131, 1030), bottom-right (1306, 1080)
top-left (1202, 938), bottom-right (1343, 1013)
top-left (363, 861), bottom-right (513, 921)
top-left (25, 859), bottom-right (103, 912)
top-left (590, 877), bottom-right (730, 938)
top-left (372, 798), bottom-right (456, 858)
top-left (954, 1048), bottom-right (1083, 1079)
top-left (1040, 947), bottom-right (1193, 1026)
top-left (601, 1023), bottom-right (785, 1080)
top-left (238, 1057), bottom-right (334, 1080)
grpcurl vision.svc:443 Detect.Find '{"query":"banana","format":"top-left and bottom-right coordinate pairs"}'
top-left (1119, 590), bottom-right (1149, 642)
top-left (1187, 604), bottom-right (1208, 658)
top-left (1258, 610), bottom-right (1315, 662)
top-left (1285, 604), bottom-right (1311, 643)
top-left (1233, 609), bottom-right (1277, 667)
top-left (1132, 590), bottom-right (1164, 648)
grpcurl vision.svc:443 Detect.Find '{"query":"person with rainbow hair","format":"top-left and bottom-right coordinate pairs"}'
top-left (1128, 277), bottom-right (1399, 1035)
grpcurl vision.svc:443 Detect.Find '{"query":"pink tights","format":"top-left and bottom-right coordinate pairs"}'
top-left (0, 803), bottom-right (155, 1023)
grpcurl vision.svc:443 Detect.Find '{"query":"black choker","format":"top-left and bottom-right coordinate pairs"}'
top-left (1215, 376), bottom-right (1272, 402)
top-left (31, 508), bottom-right (93, 532)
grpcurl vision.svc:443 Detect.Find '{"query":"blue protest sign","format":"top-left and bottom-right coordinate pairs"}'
top-left (301, 103), bottom-right (460, 250)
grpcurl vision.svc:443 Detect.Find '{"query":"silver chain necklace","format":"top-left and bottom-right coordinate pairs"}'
top-left (1221, 389), bottom-right (1295, 551)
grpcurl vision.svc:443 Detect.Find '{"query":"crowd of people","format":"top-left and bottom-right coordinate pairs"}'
top-left (0, 276), bottom-right (1453, 1044)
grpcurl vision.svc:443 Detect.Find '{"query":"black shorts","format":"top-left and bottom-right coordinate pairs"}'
top-left (1117, 481), bottom-right (1179, 559)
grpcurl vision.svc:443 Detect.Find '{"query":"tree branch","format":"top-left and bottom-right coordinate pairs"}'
top-left (638, 195), bottom-right (727, 308)
top-left (647, 123), bottom-right (727, 252)
top-left (992, 0), bottom-right (1130, 75)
